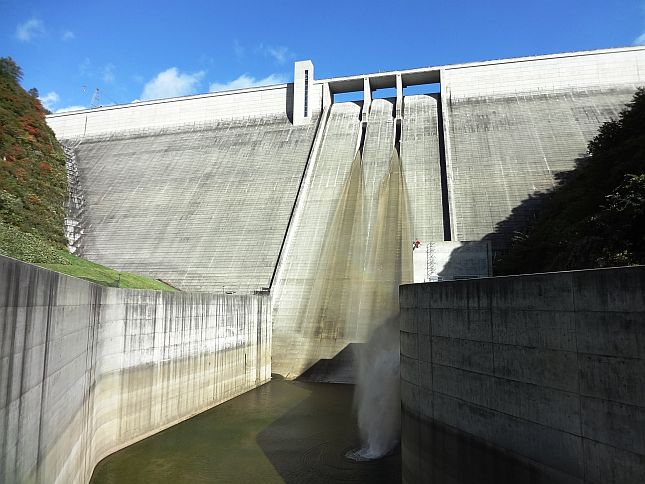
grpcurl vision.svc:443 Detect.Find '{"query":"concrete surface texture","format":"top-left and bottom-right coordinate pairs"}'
top-left (0, 255), bottom-right (271, 484)
top-left (270, 102), bottom-right (364, 377)
top-left (441, 48), bottom-right (645, 100)
top-left (64, 115), bottom-right (319, 293)
top-left (400, 95), bottom-right (444, 243)
top-left (440, 48), bottom-right (645, 255)
top-left (399, 266), bottom-right (645, 484)
top-left (271, 98), bottom-right (435, 378)
top-left (443, 87), bottom-right (638, 255)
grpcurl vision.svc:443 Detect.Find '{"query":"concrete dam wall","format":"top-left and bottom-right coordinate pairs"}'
top-left (399, 266), bottom-right (645, 484)
top-left (45, 46), bottom-right (645, 379)
top-left (0, 255), bottom-right (271, 484)
top-left (444, 87), bottom-right (636, 252)
top-left (63, 115), bottom-right (320, 293)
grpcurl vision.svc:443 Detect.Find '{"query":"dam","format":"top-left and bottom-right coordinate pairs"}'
top-left (1, 46), bottom-right (645, 483)
top-left (47, 46), bottom-right (645, 378)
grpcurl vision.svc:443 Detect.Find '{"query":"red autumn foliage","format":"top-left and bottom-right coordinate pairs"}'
top-left (1, 56), bottom-right (67, 246)
top-left (39, 161), bottom-right (52, 174)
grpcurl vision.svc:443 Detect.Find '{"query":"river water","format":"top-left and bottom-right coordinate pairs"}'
top-left (90, 380), bottom-right (401, 484)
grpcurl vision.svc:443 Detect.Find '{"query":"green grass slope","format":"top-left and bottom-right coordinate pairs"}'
top-left (496, 87), bottom-right (645, 275)
top-left (0, 221), bottom-right (174, 290)
top-left (0, 57), bottom-right (175, 291)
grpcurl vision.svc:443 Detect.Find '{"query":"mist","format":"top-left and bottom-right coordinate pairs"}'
top-left (348, 316), bottom-right (401, 460)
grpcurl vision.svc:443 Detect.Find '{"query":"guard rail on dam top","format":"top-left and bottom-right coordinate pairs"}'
top-left (399, 265), bottom-right (645, 484)
top-left (0, 255), bottom-right (271, 484)
top-left (40, 45), bottom-right (645, 380)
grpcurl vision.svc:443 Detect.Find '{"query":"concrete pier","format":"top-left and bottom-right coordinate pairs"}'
top-left (0, 255), bottom-right (271, 484)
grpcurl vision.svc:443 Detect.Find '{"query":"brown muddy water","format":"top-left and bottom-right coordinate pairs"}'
top-left (90, 380), bottom-right (401, 484)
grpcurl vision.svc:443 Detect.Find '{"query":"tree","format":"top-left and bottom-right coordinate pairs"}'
top-left (0, 57), bottom-right (23, 82)
top-left (496, 88), bottom-right (645, 274)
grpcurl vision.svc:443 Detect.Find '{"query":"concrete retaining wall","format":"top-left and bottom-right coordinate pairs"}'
top-left (400, 266), bottom-right (645, 483)
top-left (0, 255), bottom-right (271, 484)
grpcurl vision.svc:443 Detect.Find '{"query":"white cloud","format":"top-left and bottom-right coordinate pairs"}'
top-left (62, 30), bottom-right (75, 41)
top-left (266, 46), bottom-right (292, 64)
top-left (39, 91), bottom-right (60, 110)
top-left (103, 64), bottom-right (115, 84)
top-left (635, 31), bottom-right (645, 45)
top-left (209, 73), bottom-right (287, 92)
top-left (16, 18), bottom-right (45, 42)
top-left (56, 105), bottom-right (87, 113)
top-left (255, 44), bottom-right (294, 64)
top-left (141, 68), bottom-right (205, 100)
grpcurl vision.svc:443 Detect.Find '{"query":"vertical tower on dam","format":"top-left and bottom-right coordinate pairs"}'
top-left (46, 46), bottom-right (645, 378)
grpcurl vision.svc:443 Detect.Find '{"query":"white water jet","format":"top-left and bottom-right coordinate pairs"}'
top-left (348, 316), bottom-right (401, 461)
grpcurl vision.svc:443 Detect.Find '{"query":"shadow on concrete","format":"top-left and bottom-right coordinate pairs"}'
top-left (433, 92), bottom-right (452, 241)
top-left (482, 153), bottom-right (591, 272)
top-left (257, 382), bottom-right (401, 484)
top-left (296, 343), bottom-right (359, 384)
top-left (439, 154), bottom-right (589, 279)
top-left (285, 83), bottom-right (294, 123)
top-left (402, 411), bottom-right (548, 484)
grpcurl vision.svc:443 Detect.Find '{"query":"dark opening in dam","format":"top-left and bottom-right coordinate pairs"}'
top-left (89, 381), bottom-right (401, 484)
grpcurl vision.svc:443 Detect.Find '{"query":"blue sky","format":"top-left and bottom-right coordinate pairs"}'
top-left (2, 0), bottom-right (644, 112)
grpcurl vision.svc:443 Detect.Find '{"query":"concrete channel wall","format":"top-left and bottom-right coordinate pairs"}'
top-left (0, 255), bottom-right (271, 484)
top-left (400, 266), bottom-right (645, 484)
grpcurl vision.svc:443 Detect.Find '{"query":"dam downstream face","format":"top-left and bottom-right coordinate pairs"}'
top-left (90, 381), bottom-right (401, 484)
top-left (272, 100), bottom-right (415, 378)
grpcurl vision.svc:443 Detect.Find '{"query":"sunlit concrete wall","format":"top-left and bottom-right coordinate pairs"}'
top-left (401, 95), bottom-right (444, 243)
top-left (270, 102), bottom-right (363, 378)
top-left (47, 83), bottom-right (323, 139)
top-left (61, 116), bottom-right (319, 293)
top-left (441, 48), bottom-right (645, 254)
top-left (400, 266), bottom-right (645, 484)
top-left (442, 48), bottom-right (644, 99)
top-left (0, 255), bottom-right (271, 484)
